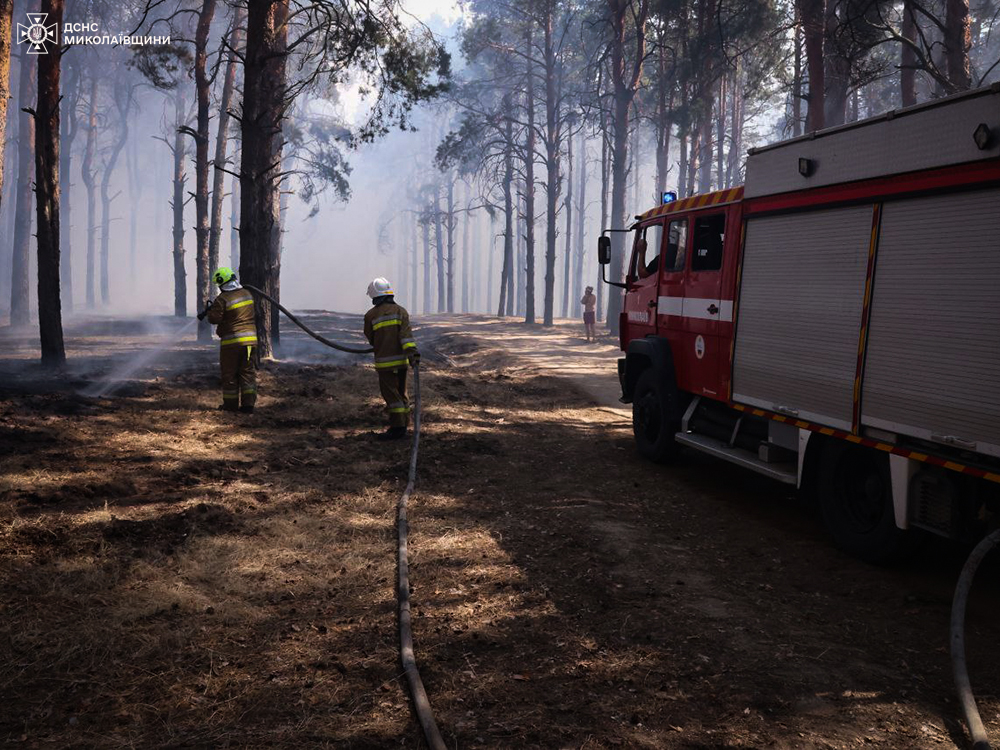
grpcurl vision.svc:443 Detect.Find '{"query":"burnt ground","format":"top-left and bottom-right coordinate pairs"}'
top-left (1, 312), bottom-right (999, 749)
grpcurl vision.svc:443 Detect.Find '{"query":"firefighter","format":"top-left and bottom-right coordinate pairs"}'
top-left (201, 267), bottom-right (258, 414)
top-left (363, 277), bottom-right (419, 440)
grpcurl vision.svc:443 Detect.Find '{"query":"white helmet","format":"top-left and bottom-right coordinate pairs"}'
top-left (367, 277), bottom-right (394, 298)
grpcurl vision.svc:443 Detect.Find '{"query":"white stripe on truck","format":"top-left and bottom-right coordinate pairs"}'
top-left (657, 296), bottom-right (733, 322)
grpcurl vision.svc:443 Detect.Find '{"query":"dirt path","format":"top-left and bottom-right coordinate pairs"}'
top-left (1, 313), bottom-right (999, 748)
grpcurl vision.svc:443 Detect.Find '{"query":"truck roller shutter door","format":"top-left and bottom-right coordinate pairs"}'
top-left (861, 188), bottom-right (1000, 459)
top-left (733, 205), bottom-right (873, 430)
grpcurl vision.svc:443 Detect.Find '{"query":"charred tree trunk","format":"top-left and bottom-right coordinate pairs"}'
top-left (126, 107), bottom-right (142, 283)
top-left (561, 126), bottom-right (572, 320)
top-left (10, 44), bottom-right (36, 327)
top-left (34, 0), bottom-right (65, 367)
top-left (945, 0), bottom-right (971, 91)
top-left (172, 89), bottom-right (188, 317)
top-left (193, 0), bottom-right (217, 340)
top-left (901, 0), bottom-right (916, 106)
top-left (524, 25), bottom-right (537, 324)
top-left (800, 0), bottom-right (825, 131)
top-left (677, 129), bottom-right (688, 196)
top-left (211, 8), bottom-right (244, 283)
top-left (240, 0), bottom-right (288, 359)
top-left (607, 0), bottom-right (648, 334)
top-left (654, 23), bottom-right (671, 196)
top-left (82, 73), bottom-right (96, 309)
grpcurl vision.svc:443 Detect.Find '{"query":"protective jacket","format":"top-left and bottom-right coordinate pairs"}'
top-left (363, 298), bottom-right (417, 370)
top-left (207, 287), bottom-right (258, 347)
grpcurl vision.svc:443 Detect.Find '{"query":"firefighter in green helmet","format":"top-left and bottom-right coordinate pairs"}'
top-left (199, 267), bottom-right (258, 413)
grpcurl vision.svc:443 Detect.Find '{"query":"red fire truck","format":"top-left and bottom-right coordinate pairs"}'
top-left (599, 84), bottom-right (1000, 563)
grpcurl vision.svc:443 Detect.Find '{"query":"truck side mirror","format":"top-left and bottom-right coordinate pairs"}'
top-left (598, 236), bottom-right (611, 265)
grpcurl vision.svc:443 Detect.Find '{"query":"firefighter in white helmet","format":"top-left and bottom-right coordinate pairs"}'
top-left (363, 277), bottom-right (419, 440)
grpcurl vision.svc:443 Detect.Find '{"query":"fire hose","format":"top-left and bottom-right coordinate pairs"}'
top-left (239, 285), bottom-right (447, 750)
top-left (951, 529), bottom-right (1000, 750)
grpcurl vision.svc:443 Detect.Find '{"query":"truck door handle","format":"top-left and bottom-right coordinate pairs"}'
top-left (647, 300), bottom-right (657, 308)
top-left (707, 304), bottom-right (719, 315)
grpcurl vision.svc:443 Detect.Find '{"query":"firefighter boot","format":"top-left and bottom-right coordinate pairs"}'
top-left (377, 426), bottom-right (407, 441)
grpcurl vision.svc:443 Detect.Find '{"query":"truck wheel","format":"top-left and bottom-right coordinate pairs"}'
top-left (819, 442), bottom-right (908, 564)
top-left (632, 367), bottom-right (680, 463)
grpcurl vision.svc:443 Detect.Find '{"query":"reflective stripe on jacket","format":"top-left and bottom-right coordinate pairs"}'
top-left (364, 300), bottom-right (417, 369)
top-left (207, 289), bottom-right (258, 346)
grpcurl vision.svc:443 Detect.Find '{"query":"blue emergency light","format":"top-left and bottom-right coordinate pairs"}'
top-left (662, 190), bottom-right (678, 204)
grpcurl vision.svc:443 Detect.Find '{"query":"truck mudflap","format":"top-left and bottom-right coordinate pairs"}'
top-left (618, 359), bottom-right (629, 403)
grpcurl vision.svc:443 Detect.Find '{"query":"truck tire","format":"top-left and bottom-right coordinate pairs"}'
top-left (819, 441), bottom-right (908, 564)
top-left (632, 367), bottom-right (680, 463)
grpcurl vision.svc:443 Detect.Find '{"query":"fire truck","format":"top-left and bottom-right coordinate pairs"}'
top-left (599, 84), bottom-right (1000, 563)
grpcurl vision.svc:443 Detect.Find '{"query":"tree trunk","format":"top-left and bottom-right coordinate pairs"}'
top-left (516, 179), bottom-right (524, 316)
top-left (0, 0), bottom-right (13, 301)
top-left (716, 76), bottom-right (726, 189)
top-left (10, 42), bottom-right (36, 327)
top-left (82, 73), bottom-right (96, 309)
top-left (446, 173), bottom-right (455, 312)
top-left (172, 89), bottom-right (187, 317)
top-left (677, 129), bottom-right (688, 197)
top-left (524, 25), bottom-right (537, 324)
top-left (901, 0), bottom-right (916, 106)
top-left (410, 210), bottom-right (418, 308)
top-left (34, 0), bottom-right (65, 367)
top-left (240, 0), bottom-right (288, 358)
top-left (421, 215), bottom-right (431, 313)
top-left (193, 0), bottom-right (217, 340)
top-left (433, 181), bottom-right (445, 312)
top-left (100, 85), bottom-right (130, 307)
top-left (210, 8), bottom-right (243, 301)
top-left (574, 132), bottom-right (586, 318)
top-left (654, 23), bottom-right (670, 196)
top-left (823, 0), bottom-right (849, 127)
top-left (800, 0), bottom-right (825, 131)
top-left (499, 96), bottom-right (514, 317)
top-left (945, 0), bottom-right (971, 91)
top-left (793, 3), bottom-right (802, 136)
top-left (598, 113), bottom-right (609, 323)
top-left (607, 0), bottom-right (648, 335)
top-left (488, 214), bottom-right (496, 314)
top-left (561, 127), bottom-right (572, 320)
top-left (126, 98), bottom-right (141, 285)
top-left (542, 4), bottom-right (559, 327)
top-left (229, 168), bottom-right (239, 268)
top-left (471, 203), bottom-right (480, 312)
top-left (461, 183), bottom-right (470, 313)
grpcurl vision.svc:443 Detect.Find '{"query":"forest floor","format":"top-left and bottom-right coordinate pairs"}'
top-left (1, 311), bottom-right (999, 749)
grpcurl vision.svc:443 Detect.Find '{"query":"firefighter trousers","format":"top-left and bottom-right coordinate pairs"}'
top-left (377, 367), bottom-right (409, 429)
top-left (220, 345), bottom-right (257, 408)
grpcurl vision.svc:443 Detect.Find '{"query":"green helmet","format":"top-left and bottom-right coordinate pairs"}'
top-left (214, 267), bottom-right (236, 285)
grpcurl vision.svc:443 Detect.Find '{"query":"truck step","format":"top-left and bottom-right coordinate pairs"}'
top-left (674, 432), bottom-right (797, 485)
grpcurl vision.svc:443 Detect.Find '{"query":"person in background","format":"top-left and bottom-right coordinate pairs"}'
top-left (201, 267), bottom-right (258, 414)
top-left (363, 277), bottom-right (420, 440)
top-left (581, 285), bottom-right (598, 342)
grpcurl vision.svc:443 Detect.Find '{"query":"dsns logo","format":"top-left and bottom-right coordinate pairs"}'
top-left (18, 13), bottom-right (58, 55)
